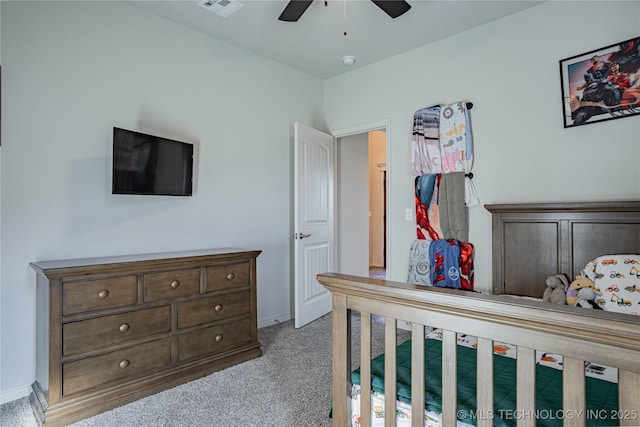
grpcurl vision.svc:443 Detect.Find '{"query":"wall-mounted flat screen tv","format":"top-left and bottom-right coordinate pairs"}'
top-left (112, 127), bottom-right (193, 196)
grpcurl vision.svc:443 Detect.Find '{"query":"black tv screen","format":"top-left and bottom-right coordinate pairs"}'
top-left (112, 127), bottom-right (193, 196)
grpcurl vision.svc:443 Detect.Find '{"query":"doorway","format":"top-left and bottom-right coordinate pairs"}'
top-left (368, 131), bottom-right (387, 279)
top-left (292, 121), bottom-right (390, 328)
top-left (335, 129), bottom-right (387, 280)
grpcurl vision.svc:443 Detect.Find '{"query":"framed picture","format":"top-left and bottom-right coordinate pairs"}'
top-left (560, 36), bottom-right (640, 128)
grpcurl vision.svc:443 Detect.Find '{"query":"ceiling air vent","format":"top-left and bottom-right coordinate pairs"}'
top-left (198, 0), bottom-right (243, 17)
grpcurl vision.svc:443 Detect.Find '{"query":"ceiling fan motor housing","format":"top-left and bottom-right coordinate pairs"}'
top-left (278, 0), bottom-right (411, 22)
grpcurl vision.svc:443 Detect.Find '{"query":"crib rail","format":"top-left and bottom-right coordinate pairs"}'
top-left (317, 273), bottom-right (640, 427)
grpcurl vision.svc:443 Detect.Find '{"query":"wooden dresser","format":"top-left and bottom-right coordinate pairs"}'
top-left (30, 248), bottom-right (261, 426)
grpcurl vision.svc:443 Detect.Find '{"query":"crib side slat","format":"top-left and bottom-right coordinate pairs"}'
top-left (360, 312), bottom-right (372, 427)
top-left (516, 347), bottom-right (536, 427)
top-left (619, 370), bottom-right (640, 427)
top-left (411, 324), bottom-right (425, 427)
top-left (385, 317), bottom-right (397, 426)
top-left (332, 293), bottom-right (351, 427)
top-left (442, 330), bottom-right (457, 426)
top-left (477, 338), bottom-right (494, 427)
top-left (318, 273), bottom-right (640, 427)
top-left (562, 357), bottom-right (585, 427)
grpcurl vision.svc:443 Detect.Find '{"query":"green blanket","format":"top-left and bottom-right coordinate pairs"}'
top-left (352, 338), bottom-right (619, 426)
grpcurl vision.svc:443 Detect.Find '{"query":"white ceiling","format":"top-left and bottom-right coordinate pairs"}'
top-left (129, 0), bottom-right (544, 79)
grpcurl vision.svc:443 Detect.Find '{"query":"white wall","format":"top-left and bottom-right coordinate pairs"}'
top-left (0, 1), bottom-right (323, 402)
top-left (0, 1), bottom-right (3, 404)
top-left (2, 0), bottom-right (640, 405)
top-left (324, 1), bottom-right (640, 294)
top-left (337, 133), bottom-right (369, 276)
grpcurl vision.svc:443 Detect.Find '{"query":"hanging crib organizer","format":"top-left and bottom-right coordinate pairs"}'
top-left (408, 100), bottom-right (478, 291)
top-left (411, 101), bottom-right (474, 177)
top-left (411, 100), bottom-right (478, 207)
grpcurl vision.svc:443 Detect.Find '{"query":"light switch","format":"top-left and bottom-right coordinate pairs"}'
top-left (405, 208), bottom-right (413, 221)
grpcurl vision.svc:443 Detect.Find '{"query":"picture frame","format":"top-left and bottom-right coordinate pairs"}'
top-left (560, 36), bottom-right (640, 128)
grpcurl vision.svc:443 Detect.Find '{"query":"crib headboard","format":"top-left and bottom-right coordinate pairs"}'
top-left (485, 200), bottom-right (640, 298)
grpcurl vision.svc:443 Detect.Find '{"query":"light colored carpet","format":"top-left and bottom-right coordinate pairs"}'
top-left (1, 313), bottom-right (407, 427)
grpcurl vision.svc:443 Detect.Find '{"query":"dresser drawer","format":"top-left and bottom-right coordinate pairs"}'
top-left (178, 318), bottom-right (251, 361)
top-left (143, 268), bottom-right (200, 302)
top-left (62, 339), bottom-right (171, 396)
top-left (63, 306), bottom-right (171, 356)
top-left (177, 291), bottom-right (251, 329)
top-left (205, 262), bottom-right (250, 292)
top-left (63, 276), bottom-right (137, 315)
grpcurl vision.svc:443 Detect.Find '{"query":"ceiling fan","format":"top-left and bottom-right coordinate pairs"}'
top-left (278, 0), bottom-right (411, 22)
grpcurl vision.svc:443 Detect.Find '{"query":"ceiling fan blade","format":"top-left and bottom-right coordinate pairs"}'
top-left (371, 0), bottom-right (411, 18)
top-left (278, 0), bottom-right (314, 22)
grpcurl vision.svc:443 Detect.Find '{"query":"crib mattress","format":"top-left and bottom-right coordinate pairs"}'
top-left (351, 337), bottom-right (619, 427)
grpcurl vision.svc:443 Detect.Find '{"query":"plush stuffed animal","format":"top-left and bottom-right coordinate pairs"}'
top-left (543, 274), bottom-right (568, 304)
top-left (574, 287), bottom-right (603, 309)
top-left (566, 275), bottom-right (598, 306)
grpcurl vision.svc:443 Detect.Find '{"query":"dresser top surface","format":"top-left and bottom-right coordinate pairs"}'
top-left (31, 248), bottom-right (261, 273)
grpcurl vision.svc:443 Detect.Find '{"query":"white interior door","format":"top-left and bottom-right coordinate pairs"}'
top-left (294, 122), bottom-right (335, 328)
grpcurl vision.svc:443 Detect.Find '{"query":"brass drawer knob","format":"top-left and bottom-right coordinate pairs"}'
top-left (119, 360), bottom-right (130, 369)
top-left (214, 304), bottom-right (223, 312)
top-left (98, 290), bottom-right (109, 299)
top-left (170, 280), bottom-right (180, 289)
top-left (226, 273), bottom-right (235, 281)
top-left (215, 334), bottom-right (223, 342)
top-left (119, 323), bottom-right (130, 333)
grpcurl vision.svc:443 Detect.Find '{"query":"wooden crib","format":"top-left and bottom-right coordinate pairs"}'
top-left (317, 273), bottom-right (640, 427)
top-left (317, 201), bottom-right (640, 427)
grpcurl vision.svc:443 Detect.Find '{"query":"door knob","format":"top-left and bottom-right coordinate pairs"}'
top-left (298, 233), bottom-right (311, 239)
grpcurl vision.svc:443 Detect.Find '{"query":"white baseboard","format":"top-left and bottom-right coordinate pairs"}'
top-left (0, 382), bottom-right (31, 405)
top-left (258, 312), bottom-right (291, 328)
